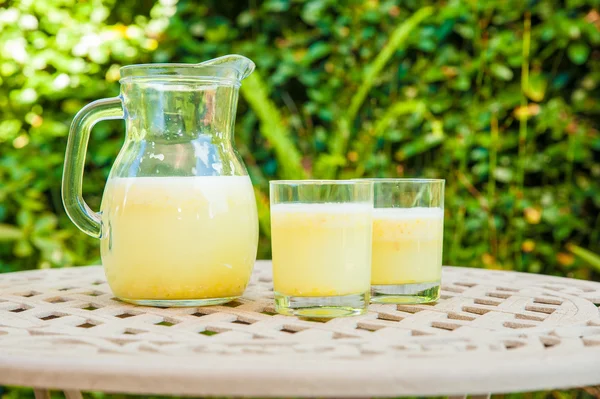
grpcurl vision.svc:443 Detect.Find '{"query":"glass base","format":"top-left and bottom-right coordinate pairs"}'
top-left (118, 296), bottom-right (239, 308)
top-left (274, 291), bottom-right (369, 318)
top-left (370, 282), bottom-right (440, 304)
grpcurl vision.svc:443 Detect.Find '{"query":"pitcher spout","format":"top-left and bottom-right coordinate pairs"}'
top-left (197, 54), bottom-right (255, 82)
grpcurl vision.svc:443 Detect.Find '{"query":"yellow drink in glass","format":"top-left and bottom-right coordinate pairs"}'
top-left (100, 176), bottom-right (258, 306)
top-left (270, 180), bottom-right (373, 318)
top-left (369, 179), bottom-right (445, 304)
top-left (372, 207), bottom-right (444, 285)
top-left (271, 203), bottom-right (372, 297)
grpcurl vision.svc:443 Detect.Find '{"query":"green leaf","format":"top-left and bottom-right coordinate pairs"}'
top-left (567, 42), bottom-right (590, 65)
top-left (16, 210), bottom-right (34, 228)
top-left (14, 239), bottom-right (33, 258)
top-left (494, 167), bottom-right (513, 182)
top-left (567, 244), bottom-right (600, 272)
top-left (490, 63), bottom-right (514, 81)
top-left (263, 0), bottom-right (290, 12)
top-left (0, 120), bottom-right (23, 142)
top-left (525, 73), bottom-right (547, 102)
top-left (0, 224), bottom-right (23, 241)
top-left (313, 154), bottom-right (346, 178)
top-left (31, 236), bottom-right (60, 253)
top-left (394, 134), bottom-right (444, 161)
top-left (301, 0), bottom-right (329, 25)
top-left (33, 214), bottom-right (58, 233)
top-left (455, 23), bottom-right (474, 39)
top-left (303, 42), bottom-right (331, 65)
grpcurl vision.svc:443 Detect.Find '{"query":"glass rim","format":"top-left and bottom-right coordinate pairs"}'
top-left (356, 178), bottom-right (445, 183)
top-left (270, 179), bottom-right (372, 186)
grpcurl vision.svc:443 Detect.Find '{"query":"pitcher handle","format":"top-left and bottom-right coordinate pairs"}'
top-left (62, 97), bottom-right (124, 238)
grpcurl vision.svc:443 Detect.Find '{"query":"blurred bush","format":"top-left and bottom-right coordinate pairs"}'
top-left (0, 0), bottom-right (170, 272)
top-left (0, 0), bottom-right (599, 280)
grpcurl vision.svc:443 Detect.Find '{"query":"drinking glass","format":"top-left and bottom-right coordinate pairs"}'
top-left (270, 180), bottom-right (373, 318)
top-left (369, 179), bottom-right (445, 304)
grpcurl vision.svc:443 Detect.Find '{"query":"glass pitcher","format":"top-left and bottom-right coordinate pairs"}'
top-left (62, 55), bottom-right (259, 307)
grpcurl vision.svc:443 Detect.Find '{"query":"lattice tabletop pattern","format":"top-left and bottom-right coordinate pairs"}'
top-left (0, 261), bottom-right (599, 397)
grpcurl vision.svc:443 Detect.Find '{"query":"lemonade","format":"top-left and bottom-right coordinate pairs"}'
top-left (271, 203), bottom-right (372, 297)
top-left (371, 207), bottom-right (444, 285)
top-left (100, 176), bottom-right (258, 303)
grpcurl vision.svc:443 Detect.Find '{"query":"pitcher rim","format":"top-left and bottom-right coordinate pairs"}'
top-left (119, 63), bottom-right (245, 85)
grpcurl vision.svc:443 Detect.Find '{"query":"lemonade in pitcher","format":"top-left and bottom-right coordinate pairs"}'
top-left (101, 176), bottom-right (257, 303)
top-left (62, 55), bottom-right (259, 306)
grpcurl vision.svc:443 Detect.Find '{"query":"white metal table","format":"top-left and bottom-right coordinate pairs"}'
top-left (0, 261), bottom-right (599, 397)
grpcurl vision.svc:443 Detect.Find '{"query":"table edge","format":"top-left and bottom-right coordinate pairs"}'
top-left (1, 347), bottom-right (600, 396)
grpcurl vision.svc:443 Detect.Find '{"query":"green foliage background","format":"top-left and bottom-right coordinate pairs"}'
top-left (1, 0), bottom-right (599, 279)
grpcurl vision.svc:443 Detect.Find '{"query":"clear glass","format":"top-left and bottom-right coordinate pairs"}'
top-left (62, 55), bottom-right (259, 307)
top-left (368, 179), bottom-right (445, 304)
top-left (270, 180), bottom-right (373, 318)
